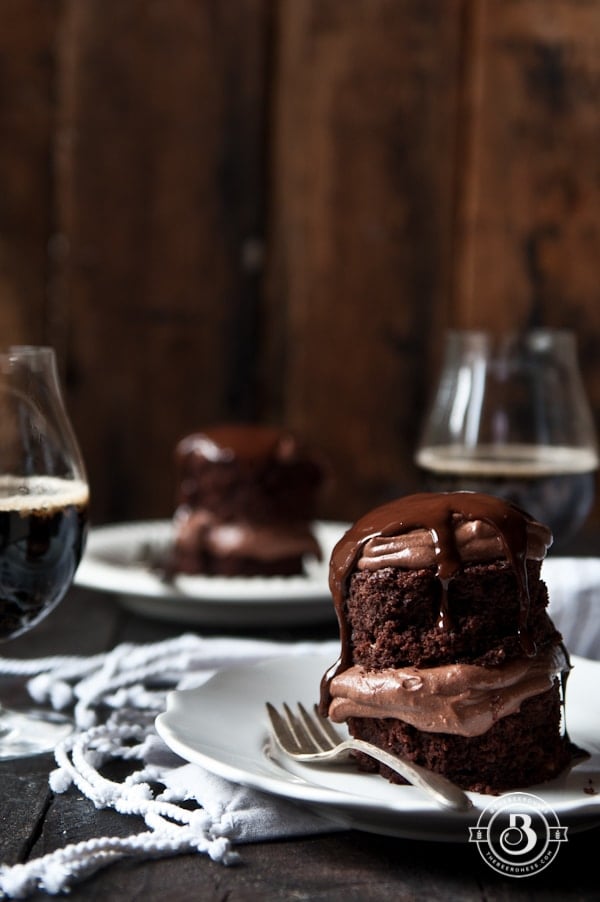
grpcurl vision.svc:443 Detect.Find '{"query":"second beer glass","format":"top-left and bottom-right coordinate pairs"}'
top-left (415, 329), bottom-right (598, 547)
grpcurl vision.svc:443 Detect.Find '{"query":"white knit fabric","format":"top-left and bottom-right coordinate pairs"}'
top-left (0, 635), bottom-right (338, 898)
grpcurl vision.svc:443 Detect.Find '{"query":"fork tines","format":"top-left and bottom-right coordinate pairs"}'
top-left (266, 701), bottom-right (341, 755)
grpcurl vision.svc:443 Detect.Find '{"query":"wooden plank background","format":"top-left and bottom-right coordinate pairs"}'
top-left (0, 0), bottom-right (598, 531)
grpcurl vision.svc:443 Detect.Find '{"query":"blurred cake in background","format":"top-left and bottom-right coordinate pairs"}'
top-left (171, 424), bottom-right (324, 576)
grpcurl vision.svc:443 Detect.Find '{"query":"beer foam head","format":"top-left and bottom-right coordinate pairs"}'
top-left (0, 475), bottom-right (89, 513)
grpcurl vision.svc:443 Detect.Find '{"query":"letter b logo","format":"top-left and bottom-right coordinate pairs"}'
top-left (500, 812), bottom-right (538, 856)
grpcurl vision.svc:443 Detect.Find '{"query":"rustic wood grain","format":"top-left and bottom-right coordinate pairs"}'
top-left (265, 0), bottom-right (464, 520)
top-left (0, 0), bottom-right (598, 530)
top-left (55, 0), bottom-right (269, 523)
top-left (451, 0), bottom-right (600, 525)
top-left (454, 0), bottom-right (600, 338)
top-left (0, 772), bottom-right (51, 866)
top-left (0, 0), bottom-right (58, 347)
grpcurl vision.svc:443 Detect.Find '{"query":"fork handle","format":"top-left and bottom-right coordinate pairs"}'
top-left (341, 738), bottom-right (472, 812)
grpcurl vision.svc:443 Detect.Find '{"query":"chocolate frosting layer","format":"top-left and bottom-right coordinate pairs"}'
top-left (173, 508), bottom-right (321, 563)
top-left (320, 492), bottom-right (553, 712)
top-left (327, 646), bottom-right (568, 737)
top-left (357, 515), bottom-right (550, 571)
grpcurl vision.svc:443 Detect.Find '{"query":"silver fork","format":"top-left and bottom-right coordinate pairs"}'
top-left (266, 701), bottom-right (472, 812)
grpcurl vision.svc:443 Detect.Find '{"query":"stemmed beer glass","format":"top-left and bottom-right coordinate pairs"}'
top-left (0, 346), bottom-right (89, 757)
top-left (415, 330), bottom-right (598, 548)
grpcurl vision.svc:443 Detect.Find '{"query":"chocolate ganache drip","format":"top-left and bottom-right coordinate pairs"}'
top-left (176, 424), bottom-right (304, 468)
top-left (320, 492), bottom-right (552, 711)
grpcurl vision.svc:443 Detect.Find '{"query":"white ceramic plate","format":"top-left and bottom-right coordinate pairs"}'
top-left (155, 650), bottom-right (600, 842)
top-left (75, 520), bottom-right (348, 627)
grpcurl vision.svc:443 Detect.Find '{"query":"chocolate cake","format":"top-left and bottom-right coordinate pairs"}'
top-left (171, 424), bottom-right (324, 576)
top-left (320, 491), bottom-right (572, 794)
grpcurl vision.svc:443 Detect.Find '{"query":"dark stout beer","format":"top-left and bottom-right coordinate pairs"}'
top-left (416, 444), bottom-right (598, 546)
top-left (0, 476), bottom-right (89, 641)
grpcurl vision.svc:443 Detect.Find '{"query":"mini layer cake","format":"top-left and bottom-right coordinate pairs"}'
top-left (171, 424), bottom-right (323, 576)
top-left (320, 492), bottom-right (572, 794)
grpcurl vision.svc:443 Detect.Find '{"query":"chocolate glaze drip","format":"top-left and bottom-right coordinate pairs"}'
top-left (320, 491), bottom-right (552, 712)
top-left (176, 424), bottom-right (302, 466)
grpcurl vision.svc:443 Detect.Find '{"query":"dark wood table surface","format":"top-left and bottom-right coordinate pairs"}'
top-left (1, 564), bottom-right (599, 901)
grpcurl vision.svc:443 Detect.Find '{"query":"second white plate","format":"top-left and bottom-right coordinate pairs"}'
top-left (75, 519), bottom-right (348, 627)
